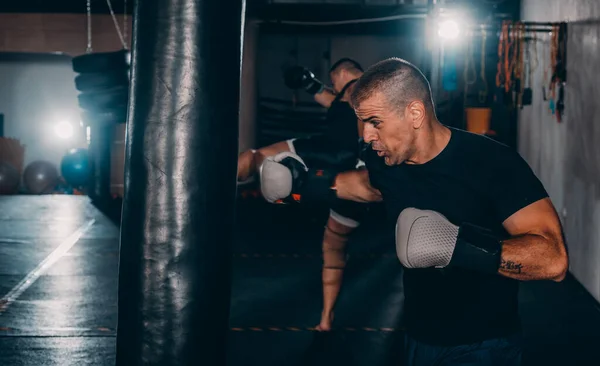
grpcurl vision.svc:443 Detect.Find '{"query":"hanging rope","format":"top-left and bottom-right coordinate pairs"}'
top-left (86, 0), bottom-right (93, 53)
top-left (123, 0), bottom-right (128, 49)
top-left (495, 21), bottom-right (509, 90)
top-left (529, 32), bottom-right (538, 77)
top-left (106, 0), bottom-right (127, 49)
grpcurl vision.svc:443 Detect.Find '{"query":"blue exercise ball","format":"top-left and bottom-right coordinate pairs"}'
top-left (60, 148), bottom-right (90, 188)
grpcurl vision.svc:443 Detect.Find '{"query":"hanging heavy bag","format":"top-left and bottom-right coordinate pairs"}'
top-left (75, 71), bottom-right (130, 92)
top-left (81, 108), bottom-right (128, 126)
top-left (72, 49), bottom-right (131, 74)
top-left (77, 86), bottom-right (129, 112)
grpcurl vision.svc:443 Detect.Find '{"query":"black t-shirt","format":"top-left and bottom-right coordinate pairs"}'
top-left (363, 126), bottom-right (549, 346)
top-left (325, 99), bottom-right (360, 151)
top-left (325, 79), bottom-right (360, 152)
top-left (294, 100), bottom-right (360, 171)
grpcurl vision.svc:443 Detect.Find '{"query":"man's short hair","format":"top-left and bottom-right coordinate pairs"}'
top-left (329, 57), bottom-right (363, 75)
top-left (350, 57), bottom-right (434, 114)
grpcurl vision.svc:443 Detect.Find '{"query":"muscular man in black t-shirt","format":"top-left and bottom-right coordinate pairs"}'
top-left (236, 58), bottom-right (365, 183)
top-left (259, 58), bottom-right (568, 365)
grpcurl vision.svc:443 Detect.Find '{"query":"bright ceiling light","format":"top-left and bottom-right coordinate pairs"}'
top-left (54, 121), bottom-right (74, 139)
top-left (438, 19), bottom-right (460, 40)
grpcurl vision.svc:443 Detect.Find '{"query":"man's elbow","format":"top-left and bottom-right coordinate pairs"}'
top-left (549, 248), bottom-right (569, 282)
top-left (365, 187), bottom-right (382, 203)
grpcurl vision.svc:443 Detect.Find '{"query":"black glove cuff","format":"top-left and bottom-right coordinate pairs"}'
top-left (449, 223), bottom-right (502, 274)
top-left (306, 79), bottom-right (325, 95)
top-left (295, 168), bottom-right (337, 204)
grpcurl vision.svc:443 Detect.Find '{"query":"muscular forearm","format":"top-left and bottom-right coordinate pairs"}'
top-left (499, 232), bottom-right (568, 281)
top-left (260, 155), bottom-right (380, 205)
top-left (396, 205), bottom-right (569, 282)
top-left (238, 141), bottom-right (291, 181)
top-left (314, 88), bottom-right (336, 108)
top-left (237, 149), bottom-right (256, 181)
top-left (333, 169), bottom-right (382, 203)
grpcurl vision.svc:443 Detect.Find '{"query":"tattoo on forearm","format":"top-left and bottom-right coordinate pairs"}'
top-left (500, 259), bottom-right (523, 274)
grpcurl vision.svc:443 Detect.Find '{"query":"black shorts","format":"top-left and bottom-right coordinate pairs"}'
top-left (329, 197), bottom-right (368, 228)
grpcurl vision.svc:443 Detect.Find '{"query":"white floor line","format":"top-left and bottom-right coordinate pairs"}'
top-left (0, 219), bottom-right (96, 315)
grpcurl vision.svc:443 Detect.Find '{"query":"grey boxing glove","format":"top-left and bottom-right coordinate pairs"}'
top-left (259, 152), bottom-right (308, 203)
top-left (395, 208), bottom-right (502, 274)
top-left (259, 151), bottom-right (338, 205)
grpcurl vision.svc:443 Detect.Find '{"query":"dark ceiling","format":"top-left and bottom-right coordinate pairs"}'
top-left (0, 0), bottom-right (133, 14)
top-left (0, 0), bottom-right (519, 20)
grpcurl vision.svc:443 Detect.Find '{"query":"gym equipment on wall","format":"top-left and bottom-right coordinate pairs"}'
top-left (448, 20), bottom-right (567, 147)
top-left (493, 21), bottom-right (567, 114)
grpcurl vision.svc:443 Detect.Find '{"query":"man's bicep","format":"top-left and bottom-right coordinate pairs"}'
top-left (502, 197), bottom-right (561, 237)
top-left (314, 88), bottom-right (336, 108)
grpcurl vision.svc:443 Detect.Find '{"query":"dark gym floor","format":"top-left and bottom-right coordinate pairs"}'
top-left (0, 196), bottom-right (599, 366)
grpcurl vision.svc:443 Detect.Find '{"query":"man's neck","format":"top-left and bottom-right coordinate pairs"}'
top-left (406, 120), bottom-right (451, 165)
top-left (340, 75), bottom-right (361, 101)
top-left (341, 84), bottom-right (353, 102)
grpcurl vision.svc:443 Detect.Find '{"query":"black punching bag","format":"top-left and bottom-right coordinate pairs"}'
top-left (116, 0), bottom-right (245, 365)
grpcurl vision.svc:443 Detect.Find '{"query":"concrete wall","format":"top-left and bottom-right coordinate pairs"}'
top-left (520, 0), bottom-right (600, 301)
top-left (0, 13), bottom-right (132, 56)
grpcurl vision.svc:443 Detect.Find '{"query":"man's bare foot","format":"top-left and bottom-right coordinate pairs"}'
top-left (315, 310), bottom-right (334, 331)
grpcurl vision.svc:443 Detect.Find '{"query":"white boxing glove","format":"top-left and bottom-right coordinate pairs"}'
top-left (259, 152), bottom-right (307, 203)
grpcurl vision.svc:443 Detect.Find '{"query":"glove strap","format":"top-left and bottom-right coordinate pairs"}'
top-left (303, 168), bottom-right (337, 204)
top-left (449, 223), bottom-right (502, 274)
top-left (283, 168), bottom-right (337, 204)
top-left (306, 79), bottom-right (325, 95)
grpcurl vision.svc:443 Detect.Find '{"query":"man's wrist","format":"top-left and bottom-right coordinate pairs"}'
top-left (449, 223), bottom-right (502, 274)
top-left (297, 168), bottom-right (338, 204)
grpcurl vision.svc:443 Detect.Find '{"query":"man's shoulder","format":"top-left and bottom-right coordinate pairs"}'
top-left (448, 127), bottom-right (518, 164)
top-left (450, 127), bottom-right (509, 150)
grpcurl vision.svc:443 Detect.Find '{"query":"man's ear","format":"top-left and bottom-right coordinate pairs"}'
top-left (408, 101), bottom-right (426, 129)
